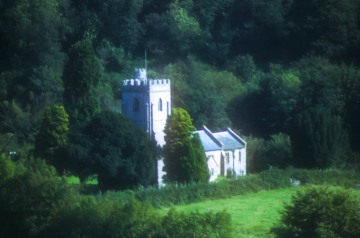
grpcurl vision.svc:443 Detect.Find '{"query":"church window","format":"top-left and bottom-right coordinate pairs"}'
top-left (133, 98), bottom-right (140, 112)
top-left (167, 101), bottom-right (170, 115)
top-left (158, 98), bottom-right (163, 111)
top-left (225, 152), bottom-right (230, 164)
top-left (239, 151), bottom-right (241, 162)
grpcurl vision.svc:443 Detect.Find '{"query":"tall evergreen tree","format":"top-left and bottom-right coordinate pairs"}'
top-left (163, 107), bottom-right (209, 183)
top-left (62, 39), bottom-right (101, 125)
top-left (290, 107), bottom-right (349, 168)
top-left (34, 105), bottom-right (69, 169)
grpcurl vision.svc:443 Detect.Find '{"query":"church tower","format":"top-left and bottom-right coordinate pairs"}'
top-left (121, 68), bottom-right (171, 147)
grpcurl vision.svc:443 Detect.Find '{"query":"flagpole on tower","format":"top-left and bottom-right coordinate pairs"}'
top-left (145, 50), bottom-right (147, 71)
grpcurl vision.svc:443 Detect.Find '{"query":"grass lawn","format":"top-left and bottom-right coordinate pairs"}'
top-left (65, 175), bottom-right (98, 185)
top-left (166, 187), bottom-right (300, 238)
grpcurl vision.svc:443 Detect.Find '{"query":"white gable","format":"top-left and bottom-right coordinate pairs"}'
top-left (195, 126), bottom-right (247, 181)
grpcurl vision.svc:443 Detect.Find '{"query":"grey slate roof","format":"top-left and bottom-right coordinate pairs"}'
top-left (196, 130), bottom-right (222, 151)
top-left (195, 126), bottom-right (246, 152)
top-left (213, 131), bottom-right (245, 150)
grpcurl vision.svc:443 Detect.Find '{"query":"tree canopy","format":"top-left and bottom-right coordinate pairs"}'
top-left (35, 105), bottom-right (69, 165)
top-left (66, 111), bottom-right (157, 190)
top-left (62, 38), bottom-right (101, 125)
top-left (0, 0), bottom-right (360, 184)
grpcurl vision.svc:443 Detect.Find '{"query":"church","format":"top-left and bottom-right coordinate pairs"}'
top-left (121, 69), bottom-right (246, 183)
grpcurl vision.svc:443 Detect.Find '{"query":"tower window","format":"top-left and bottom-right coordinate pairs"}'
top-left (158, 98), bottom-right (163, 111)
top-left (133, 98), bottom-right (140, 112)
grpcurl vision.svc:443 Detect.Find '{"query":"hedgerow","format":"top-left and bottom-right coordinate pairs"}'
top-left (131, 168), bottom-right (360, 207)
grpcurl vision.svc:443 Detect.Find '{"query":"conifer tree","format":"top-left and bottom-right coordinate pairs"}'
top-left (290, 107), bottom-right (348, 168)
top-left (34, 105), bottom-right (69, 167)
top-left (163, 108), bottom-right (209, 183)
top-left (62, 39), bottom-right (101, 125)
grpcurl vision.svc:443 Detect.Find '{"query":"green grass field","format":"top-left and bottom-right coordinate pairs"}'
top-left (166, 187), bottom-right (300, 238)
top-left (167, 186), bottom-right (360, 238)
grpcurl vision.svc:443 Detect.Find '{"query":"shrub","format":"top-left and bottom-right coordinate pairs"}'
top-left (273, 186), bottom-right (360, 238)
top-left (41, 195), bottom-right (232, 238)
top-left (0, 158), bottom-right (76, 238)
top-left (160, 209), bottom-right (233, 238)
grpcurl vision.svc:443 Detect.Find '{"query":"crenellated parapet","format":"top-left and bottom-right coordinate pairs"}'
top-left (122, 78), bottom-right (171, 92)
top-left (122, 78), bottom-right (171, 86)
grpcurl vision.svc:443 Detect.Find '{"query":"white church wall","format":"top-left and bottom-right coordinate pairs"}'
top-left (148, 80), bottom-right (171, 147)
top-left (157, 158), bottom-right (165, 185)
top-left (232, 148), bottom-right (246, 177)
top-left (206, 150), bottom-right (222, 182)
top-left (239, 148), bottom-right (247, 176)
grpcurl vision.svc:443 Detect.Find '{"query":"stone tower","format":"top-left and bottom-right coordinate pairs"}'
top-left (121, 68), bottom-right (171, 147)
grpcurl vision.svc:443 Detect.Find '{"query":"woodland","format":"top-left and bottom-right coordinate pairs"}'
top-left (1, 0), bottom-right (360, 174)
top-left (1, 0), bottom-right (360, 237)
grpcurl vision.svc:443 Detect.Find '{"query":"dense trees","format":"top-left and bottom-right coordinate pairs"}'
top-left (0, 0), bottom-right (359, 189)
top-left (1, 1), bottom-right (360, 236)
top-left (290, 108), bottom-right (349, 168)
top-left (66, 111), bottom-right (157, 190)
top-left (0, 156), bottom-right (76, 238)
top-left (163, 108), bottom-right (209, 183)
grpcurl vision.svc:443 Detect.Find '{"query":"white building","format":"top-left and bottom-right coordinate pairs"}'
top-left (195, 126), bottom-right (246, 182)
top-left (122, 69), bottom-right (246, 184)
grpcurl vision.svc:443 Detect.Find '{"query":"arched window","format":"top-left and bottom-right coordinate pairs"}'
top-left (158, 98), bottom-right (163, 111)
top-left (133, 98), bottom-right (140, 112)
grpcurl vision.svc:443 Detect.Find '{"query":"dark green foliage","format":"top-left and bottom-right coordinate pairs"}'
top-left (0, 154), bottom-right (231, 238)
top-left (63, 38), bottom-right (101, 125)
top-left (0, 0), bottom-right (67, 148)
top-left (291, 108), bottom-right (349, 168)
top-left (41, 196), bottom-right (162, 238)
top-left (34, 105), bottom-right (69, 168)
top-left (294, 57), bottom-right (346, 115)
top-left (164, 107), bottom-right (210, 183)
top-left (273, 186), bottom-right (360, 238)
top-left (66, 111), bottom-right (157, 190)
top-left (40, 194), bottom-right (232, 238)
top-left (0, 157), bottom-right (76, 238)
top-left (1, 0), bottom-right (360, 162)
top-left (165, 59), bottom-right (244, 129)
top-left (243, 135), bottom-right (266, 173)
top-left (161, 209), bottom-right (233, 238)
top-left (249, 133), bottom-right (294, 172)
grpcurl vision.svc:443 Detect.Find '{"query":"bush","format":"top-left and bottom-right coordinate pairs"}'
top-left (160, 209), bottom-right (233, 238)
top-left (41, 195), bottom-right (232, 238)
top-left (273, 186), bottom-right (360, 238)
top-left (0, 157), bottom-right (76, 238)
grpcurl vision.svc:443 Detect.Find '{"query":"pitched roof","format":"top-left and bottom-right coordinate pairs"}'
top-left (213, 131), bottom-right (245, 150)
top-left (195, 130), bottom-right (222, 152)
top-left (195, 126), bottom-right (246, 152)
